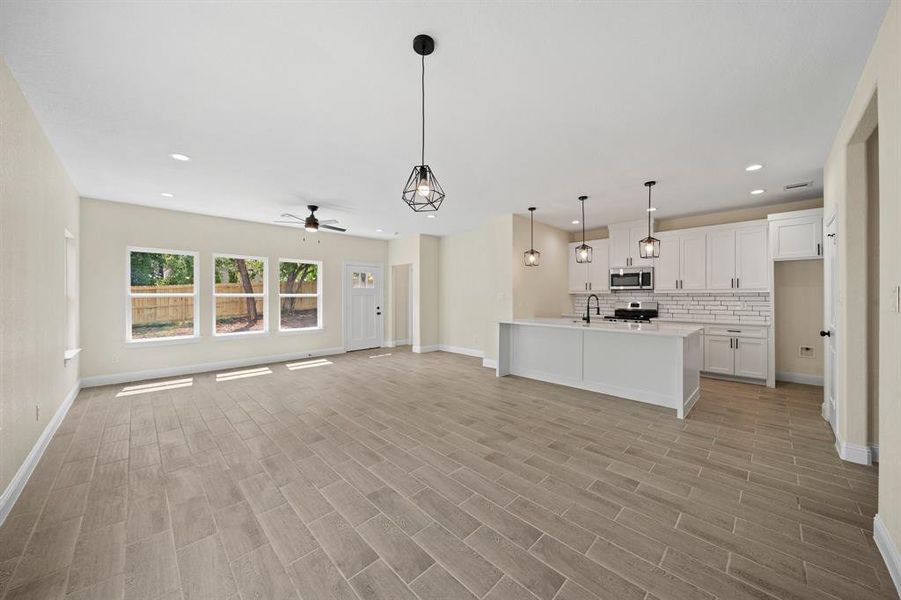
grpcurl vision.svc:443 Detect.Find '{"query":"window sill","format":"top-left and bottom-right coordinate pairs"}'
top-left (64, 348), bottom-right (81, 362)
top-left (277, 327), bottom-right (324, 336)
top-left (126, 336), bottom-right (201, 348)
top-left (212, 331), bottom-right (269, 341)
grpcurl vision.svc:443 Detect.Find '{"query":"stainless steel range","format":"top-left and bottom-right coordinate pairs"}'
top-left (604, 300), bottom-right (658, 323)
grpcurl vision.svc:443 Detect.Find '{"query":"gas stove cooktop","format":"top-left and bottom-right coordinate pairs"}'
top-left (603, 300), bottom-right (658, 323)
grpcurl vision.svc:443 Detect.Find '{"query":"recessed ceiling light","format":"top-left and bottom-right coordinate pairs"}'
top-left (426, 215), bottom-right (436, 219)
top-left (161, 192), bottom-right (174, 198)
top-left (745, 164), bottom-right (763, 172)
top-left (169, 153), bottom-right (191, 161)
top-left (375, 229), bottom-right (383, 233)
top-left (571, 220), bottom-right (580, 225)
top-left (646, 207), bottom-right (657, 212)
top-left (750, 189), bottom-right (766, 195)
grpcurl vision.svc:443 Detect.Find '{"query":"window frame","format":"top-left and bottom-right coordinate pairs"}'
top-left (277, 258), bottom-right (323, 333)
top-left (212, 253), bottom-right (269, 338)
top-left (126, 246), bottom-right (200, 344)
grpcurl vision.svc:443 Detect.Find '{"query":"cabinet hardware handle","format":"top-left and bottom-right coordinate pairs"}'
top-left (730, 338), bottom-right (733, 349)
top-left (817, 243), bottom-right (821, 256)
top-left (731, 278), bottom-right (734, 288)
top-left (736, 278), bottom-right (740, 288)
top-left (736, 338), bottom-right (739, 348)
top-left (589, 282), bottom-right (592, 290)
top-left (727, 329), bottom-right (740, 333)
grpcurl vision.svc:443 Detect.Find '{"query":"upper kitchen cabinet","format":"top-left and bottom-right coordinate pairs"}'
top-left (609, 220), bottom-right (654, 268)
top-left (768, 208), bottom-right (824, 260)
top-left (706, 222), bottom-right (769, 291)
top-left (568, 239), bottom-right (608, 293)
top-left (655, 230), bottom-right (707, 291)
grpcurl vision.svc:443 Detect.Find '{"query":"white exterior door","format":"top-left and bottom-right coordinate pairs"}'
top-left (706, 230), bottom-right (736, 290)
top-left (679, 232), bottom-right (707, 290)
top-left (345, 264), bottom-right (383, 351)
top-left (735, 226), bottom-right (769, 290)
top-left (654, 232), bottom-right (680, 291)
top-left (823, 215), bottom-right (838, 431)
top-left (734, 337), bottom-right (767, 379)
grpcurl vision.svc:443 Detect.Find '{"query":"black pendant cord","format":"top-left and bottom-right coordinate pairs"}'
top-left (421, 54), bottom-right (425, 167)
top-left (530, 209), bottom-right (534, 250)
top-left (647, 185), bottom-right (652, 236)
top-left (581, 200), bottom-right (586, 244)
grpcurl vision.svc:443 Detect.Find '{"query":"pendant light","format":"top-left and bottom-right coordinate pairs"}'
top-left (402, 34), bottom-right (445, 212)
top-left (575, 196), bottom-right (592, 263)
top-left (638, 180), bottom-right (660, 258)
top-left (524, 207), bottom-right (541, 266)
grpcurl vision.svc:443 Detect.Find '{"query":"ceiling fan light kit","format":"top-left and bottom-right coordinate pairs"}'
top-left (276, 206), bottom-right (346, 233)
top-left (402, 34), bottom-right (446, 212)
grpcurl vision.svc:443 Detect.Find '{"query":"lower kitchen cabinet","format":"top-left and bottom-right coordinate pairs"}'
top-left (704, 334), bottom-right (767, 380)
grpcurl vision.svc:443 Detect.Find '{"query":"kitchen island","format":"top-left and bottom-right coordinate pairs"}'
top-left (497, 319), bottom-right (703, 418)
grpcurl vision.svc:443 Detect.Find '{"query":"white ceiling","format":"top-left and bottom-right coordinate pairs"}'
top-left (0, 1), bottom-right (889, 238)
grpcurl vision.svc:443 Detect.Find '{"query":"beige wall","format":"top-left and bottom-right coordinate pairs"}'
top-left (823, 0), bottom-right (900, 559)
top-left (0, 59), bottom-right (81, 497)
top-left (571, 198), bottom-right (824, 242)
top-left (774, 261), bottom-right (824, 379)
top-left (391, 264), bottom-right (410, 344)
top-left (386, 234), bottom-right (440, 351)
top-left (79, 198), bottom-right (388, 381)
top-left (512, 215), bottom-right (571, 319)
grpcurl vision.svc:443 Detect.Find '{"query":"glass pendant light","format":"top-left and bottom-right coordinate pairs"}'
top-left (524, 207), bottom-right (541, 266)
top-left (638, 181), bottom-right (660, 258)
top-left (575, 196), bottom-right (592, 263)
top-left (402, 35), bottom-right (445, 212)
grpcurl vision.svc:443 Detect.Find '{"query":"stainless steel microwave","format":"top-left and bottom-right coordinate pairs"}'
top-left (609, 267), bottom-right (654, 290)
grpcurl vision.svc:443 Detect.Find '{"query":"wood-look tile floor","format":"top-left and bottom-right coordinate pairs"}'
top-left (0, 348), bottom-right (896, 600)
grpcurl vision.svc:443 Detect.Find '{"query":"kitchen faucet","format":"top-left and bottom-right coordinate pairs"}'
top-left (584, 294), bottom-right (601, 324)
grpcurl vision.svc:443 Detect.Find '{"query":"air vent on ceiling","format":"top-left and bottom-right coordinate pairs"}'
top-left (784, 181), bottom-right (812, 191)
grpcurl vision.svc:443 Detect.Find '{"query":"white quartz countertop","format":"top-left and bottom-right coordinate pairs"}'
top-left (560, 314), bottom-right (770, 327)
top-left (500, 318), bottom-right (703, 338)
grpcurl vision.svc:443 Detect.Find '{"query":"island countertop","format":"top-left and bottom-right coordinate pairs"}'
top-left (499, 318), bottom-right (703, 338)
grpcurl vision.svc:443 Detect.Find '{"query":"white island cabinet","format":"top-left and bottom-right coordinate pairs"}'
top-left (497, 319), bottom-right (703, 419)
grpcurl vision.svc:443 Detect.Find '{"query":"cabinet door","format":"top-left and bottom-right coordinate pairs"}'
top-left (630, 225), bottom-right (656, 267)
top-left (654, 232), bottom-right (680, 291)
top-left (568, 242), bottom-right (590, 292)
top-left (735, 226), bottom-right (769, 290)
top-left (587, 239), bottom-right (609, 292)
top-left (704, 336), bottom-right (735, 375)
top-left (734, 336), bottom-right (767, 379)
top-left (608, 228), bottom-right (631, 268)
top-left (771, 216), bottom-right (823, 260)
top-left (706, 230), bottom-right (736, 290)
top-left (679, 232), bottom-right (707, 290)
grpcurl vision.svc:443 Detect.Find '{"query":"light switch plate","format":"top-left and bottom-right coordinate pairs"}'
top-left (799, 346), bottom-right (815, 359)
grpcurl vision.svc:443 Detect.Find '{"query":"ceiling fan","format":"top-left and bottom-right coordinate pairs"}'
top-left (275, 205), bottom-right (346, 232)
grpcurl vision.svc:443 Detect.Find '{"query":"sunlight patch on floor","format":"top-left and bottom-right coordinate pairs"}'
top-left (286, 358), bottom-right (332, 370)
top-left (216, 366), bottom-right (272, 381)
top-left (116, 377), bottom-right (194, 397)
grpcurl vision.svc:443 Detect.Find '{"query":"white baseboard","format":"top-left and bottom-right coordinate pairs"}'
top-left (482, 358), bottom-right (498, 369)
top-left (775, 371), bottom-right (824, 386)
top-left (870, 444), bottom-right (880, 462)
top-left (412, 345), bottom-right (438, 354)
top-left (0, 380), bottom-right (81, 526)
top-left (874, 514), bottom-right (901, 596)
top-left (82, 346), bottom-right (346, 387)
top-left (383, 339), bottom-right (410, 348)
top-left (437, 344), bottom-right (484, 358)
top-left (834, 438), bottom-right (871, 465)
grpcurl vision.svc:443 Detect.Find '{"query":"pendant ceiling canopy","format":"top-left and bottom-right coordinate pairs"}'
top-left (639, 180), bottom-right (661, 259)
top-left (402, 34), bottom-right (445, 212)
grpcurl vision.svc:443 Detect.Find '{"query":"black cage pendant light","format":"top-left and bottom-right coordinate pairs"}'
top-left (638, 181), bottom-right (661, 258)
top-left (402, 34), bottom-right (445, 212)
top-left (524, 207), bottom-right (541, 266)
top-left (575, 196), bottom-right (592, 263)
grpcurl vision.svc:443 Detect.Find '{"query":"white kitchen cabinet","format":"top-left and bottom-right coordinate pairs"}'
top-left (568, 239), bottom-right (608, 293)
top-left (734, 336), bottom-right (767, 379)
top-left (654, 232), bottom-right (680, 291)
top-left (608, 221), bottom-right (654, 268)
top-left (679, 232), bottom-right (708, 290)
top-left (703, 326), bottom-right (768, 380)
top-left (706, 230), bottom-right (737, 290)
top-left (768, 209), bottom-right (824, 260)
top-left (705, 224), bottom-right (768, 291)
top-left (704, 336), bottom-right (735, 375)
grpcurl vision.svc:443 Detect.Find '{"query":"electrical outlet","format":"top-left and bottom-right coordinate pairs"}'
top-left (799, 346), bottom-right (815, 359)
top-left (35, 405), bottom-right (40, 421)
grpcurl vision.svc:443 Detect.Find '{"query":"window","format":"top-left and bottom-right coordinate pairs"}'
top-left (128, 248), bottom-right (198, 341)
top-left (352, 271), bottom-right (375, 288)
top-left (279, 259), bottom-right (321, 331)
top-left (213, 255), bottom-right (267, 336)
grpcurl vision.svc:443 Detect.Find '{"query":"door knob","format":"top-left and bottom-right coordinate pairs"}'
top-left (819, 330), bottom-right (830, 337)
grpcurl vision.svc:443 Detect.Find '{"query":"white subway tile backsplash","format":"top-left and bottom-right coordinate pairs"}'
top-left (571, 290), bottom-right (771, 324)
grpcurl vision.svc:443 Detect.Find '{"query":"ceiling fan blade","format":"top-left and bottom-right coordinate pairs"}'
top-left (274, 220), bottom-right (301, 225)
top-left (319, 219), bottom-right (339, 225)
top-left (320, 224), bottom-right (347, 232)
top-left (280, 213), bottom-right (304, 221)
